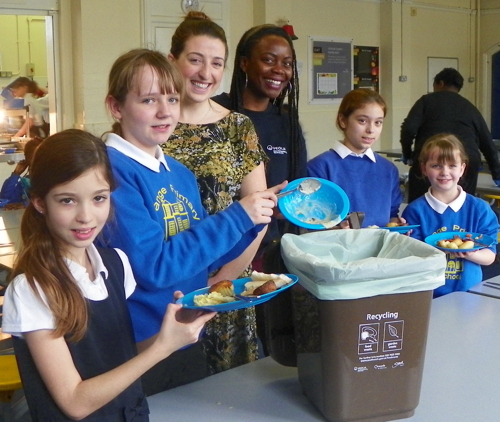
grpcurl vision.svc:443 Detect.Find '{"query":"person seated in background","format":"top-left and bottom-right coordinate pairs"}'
top-left (0, 137), bottom-right (43, 207)
top-left (9, 77), bottom-right (50, 138)
top-left (308, 88), bottom-right (405, 228)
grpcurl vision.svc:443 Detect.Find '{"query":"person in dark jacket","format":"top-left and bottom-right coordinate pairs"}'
top-left (400, 67), bottom-right (500, 202)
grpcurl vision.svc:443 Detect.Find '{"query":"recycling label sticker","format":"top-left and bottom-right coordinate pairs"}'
top-left (356, 315), bottom-right (405, 368)
top-left (358, 323), bottom-right (379, 354)
top-left (383, 320), bottom-right (404, 352)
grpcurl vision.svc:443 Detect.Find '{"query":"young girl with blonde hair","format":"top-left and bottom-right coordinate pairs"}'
top-left (402, 133), bottom-right (497, 297)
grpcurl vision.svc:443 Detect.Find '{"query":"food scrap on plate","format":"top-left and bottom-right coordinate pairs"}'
top-left (193, 271), bottom-right (293, 307)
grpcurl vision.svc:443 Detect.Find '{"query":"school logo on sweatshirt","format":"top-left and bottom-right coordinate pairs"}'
top-left (154, 186), bottom-right (200, 240)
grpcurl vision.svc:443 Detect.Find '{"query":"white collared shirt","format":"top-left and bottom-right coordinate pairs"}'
top-left (424, 185), bottom-right (466, 214)
top-left (332, 140), bottom-right (377, 162)
top-left (105, 132), bottom-right (170, 172)
top-left (1, 244), bottom-right (136, 337)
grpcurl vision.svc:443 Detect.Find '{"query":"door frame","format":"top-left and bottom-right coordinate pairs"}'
top-left (482, 43), bottom-right (500, 130)
top-left (0, 7), bottom-right (60, 135)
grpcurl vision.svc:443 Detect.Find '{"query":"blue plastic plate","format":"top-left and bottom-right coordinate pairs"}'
top-left (380, 224), bottom-right (420, 233)
top-left (425, 231), bottom-right (495, 253)
top-left (278, 177), bottom-right (350, 230)
top-left (176, 274), bottom-right (299, 312)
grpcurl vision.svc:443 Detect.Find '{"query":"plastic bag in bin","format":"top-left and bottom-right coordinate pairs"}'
top-left (281, 229), bottom-right (446, 300)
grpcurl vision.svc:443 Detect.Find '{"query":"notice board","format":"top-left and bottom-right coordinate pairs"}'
top-left (308, 36), bottom-right (353, 104)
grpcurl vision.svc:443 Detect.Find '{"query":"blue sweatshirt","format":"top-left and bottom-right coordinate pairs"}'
top-left (402, 191), bottom-right (498, 297)
top-left (98, 134), bottom-right (261, 341)
top-left (308, 145), bottom-right (402, 227)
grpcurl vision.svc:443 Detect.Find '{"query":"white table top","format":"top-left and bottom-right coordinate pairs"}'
top-left (468, 275), bottom-right (500, 299)
top-left (476, 172), bottom-right (500, 196)
top-left (148, 292), bottom-right (500, 422)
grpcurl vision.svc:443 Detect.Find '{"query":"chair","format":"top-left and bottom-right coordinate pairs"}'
top-left (0, 354), bottom-right (22, 403)
top-left (483, 193), bottom-right (500, 208)
top-left (482, 194), bottom-right (500, 242)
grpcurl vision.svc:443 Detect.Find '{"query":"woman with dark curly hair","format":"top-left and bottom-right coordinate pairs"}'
top-left (213, 24), bottom-right (308, 268)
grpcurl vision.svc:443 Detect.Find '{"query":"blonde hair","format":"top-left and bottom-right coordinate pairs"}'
top-left (106, 49), bottom-right (185, 136)
top-left (419, 133), bottom-right (469, 167)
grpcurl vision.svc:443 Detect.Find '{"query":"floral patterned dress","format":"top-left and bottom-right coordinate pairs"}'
top-left (162, 111), bottom-right (268, 374)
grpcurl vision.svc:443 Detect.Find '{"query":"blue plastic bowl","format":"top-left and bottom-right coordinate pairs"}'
top-left (278, 177), bottom-right (350, 230)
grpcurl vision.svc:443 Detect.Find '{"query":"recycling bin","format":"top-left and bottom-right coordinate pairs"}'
top-left (281, 230), bottom-right (446, 422)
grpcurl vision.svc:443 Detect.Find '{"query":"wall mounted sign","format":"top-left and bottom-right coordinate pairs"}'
top-left (308, 36), bottom-right (353, 104)
top-left (353, 46), bottom-right (379, 92)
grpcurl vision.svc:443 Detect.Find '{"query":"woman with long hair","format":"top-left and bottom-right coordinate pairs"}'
top-left (212, 24), bottom-right (308, 268)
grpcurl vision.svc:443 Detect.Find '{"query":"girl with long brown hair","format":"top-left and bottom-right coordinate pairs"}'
top-left (2, 129), bottom-right (215, 421)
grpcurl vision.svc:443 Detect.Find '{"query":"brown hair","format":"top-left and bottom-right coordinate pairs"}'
top-left (170, 11), bottom-right (228, 60)
top-left (336, 89), bottom-right (387, 132)
top-left (419, 133), bottom-right (469, 167)
top-left (23, 137), bottom-right (44, 167)
top-left (10, 77), bottom-right (40, 95)
top-left (106, 49), bottom-right (185, 136)
top-left (11, 129), bottom-right (116, 342)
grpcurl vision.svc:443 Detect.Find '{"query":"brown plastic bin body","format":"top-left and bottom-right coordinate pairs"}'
top-left (293, 289), bottom-right (433, 422)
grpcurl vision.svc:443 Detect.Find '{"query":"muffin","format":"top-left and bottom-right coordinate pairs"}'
top-left (208, 279), bottom-right (234, 297)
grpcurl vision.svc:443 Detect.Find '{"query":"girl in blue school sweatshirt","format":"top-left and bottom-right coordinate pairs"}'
top-left (402, 133), bottom-right (497, 297)
top-left (308, 89), bottom-right (404, 228)
top-left (98, 49), bottom-right (285, 394)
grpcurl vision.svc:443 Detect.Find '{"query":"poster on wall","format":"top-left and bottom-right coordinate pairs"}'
top-left (308, 36), bottom-right (353, 104)
top-left (353, 46), bottom-right (379, 92)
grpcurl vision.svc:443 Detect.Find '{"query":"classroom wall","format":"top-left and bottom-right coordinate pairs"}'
top-left (479, 1), bottom-right (500, 124)
top-left (256, 0), bottom-right (482, 159)
top-left (0, 15), bottom-right (48, 88)
top-left (2, 0), bottom-right (500, 163)
top-left (64, 0), bottom-right (142, 136)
